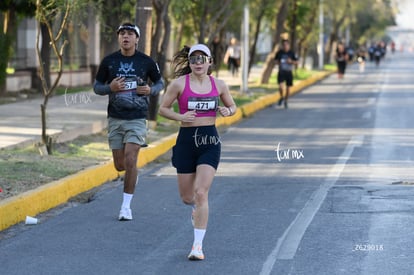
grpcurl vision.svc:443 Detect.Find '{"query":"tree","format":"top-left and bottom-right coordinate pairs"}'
top-left (39, 16), bottom-right (52, 91)
top-left (149, 0), bottom-right (238, 121)
top-left (322, 0), bottom-right (395, 62)
top-left (260, 0), bottom-right (289, 84)
top-left (96, 0), bottom-right (136, 57)
top-left (151, 0), bottom-right (171, 76)
top-left (288, 0), bottom-right (299, 51)
top-left (248, 0), bottom-right (276, 73)
top-left (148, 0), bottom-right (171, 124)
top-left (349, 0), bottom-right (395, 45)
top-left (136, 0), bottom-right (152, 55)
top-left (324, 0), bottom-right (350, 63)
top-left (0, 0), bottom-right (35, 95)
top-left (35, 0), bottom-right (70, 154)
top-left (295, 0), bottom-right (319, 69)
top-left (35, 0), bottom-right (87, 154)
top-left (0, 14), bottom-right (11, 96)
top-left (170, 0), bottom-right (238, 46)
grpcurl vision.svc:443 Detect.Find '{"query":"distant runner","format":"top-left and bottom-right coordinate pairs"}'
top-left (274, 40), bottom-right (298, 109)
top-left (335, 43), bottom-right (349, 79)
top-left (374, 43), bottom-right (383, 67)
top-left (357, 46), bottom-right (367, 73)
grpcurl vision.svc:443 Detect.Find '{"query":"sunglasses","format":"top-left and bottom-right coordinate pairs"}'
top-left (189, 55), bottom-right (211, 64)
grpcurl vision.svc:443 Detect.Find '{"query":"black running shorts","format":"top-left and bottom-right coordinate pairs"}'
top-left (172, 125), bottom-right (221, 174)
top-left (337, 61), bottom-right (346, 74)
top-left (277, 70), bottom-right (293, 86)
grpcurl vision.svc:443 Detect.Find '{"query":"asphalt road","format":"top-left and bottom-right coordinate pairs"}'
top-left (1, 52), bottom-right (414, 275)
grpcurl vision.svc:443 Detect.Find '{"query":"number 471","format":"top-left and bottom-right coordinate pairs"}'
top-left (195, 103), bottom-right (208, 109)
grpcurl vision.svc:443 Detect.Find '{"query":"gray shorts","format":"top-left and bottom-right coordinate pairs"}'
top-left (108, 117), bottom-right (147, 149)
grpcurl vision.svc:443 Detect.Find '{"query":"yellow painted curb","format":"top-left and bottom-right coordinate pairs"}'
top-left (0, 133), bottom-right (178, 231)
top-left (137, 133), bottom-right (177, 167)
top-left (0, 161), bottom-right (117, 230)
top-left (0, 70), bottom-right (333, 232)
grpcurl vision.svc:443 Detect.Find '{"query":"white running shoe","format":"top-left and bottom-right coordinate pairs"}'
top-left (118, 207), bottom-right (132, 221)
top-left (188, 243), bottom-right (204, 261)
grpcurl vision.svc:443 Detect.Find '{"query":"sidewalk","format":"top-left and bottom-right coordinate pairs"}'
top-left (0, 67), bottom-right (263, 149)
top-left (0, 91), bottom-right (108, 149)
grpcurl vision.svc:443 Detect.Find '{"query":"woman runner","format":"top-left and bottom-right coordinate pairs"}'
top-left (159, 44), bottom-right (236, 261)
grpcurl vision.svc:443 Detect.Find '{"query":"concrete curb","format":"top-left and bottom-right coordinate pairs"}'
top-left (0, 133), bottom-right (178, 231)
top-left (0, 70), bottom-right (333, 231)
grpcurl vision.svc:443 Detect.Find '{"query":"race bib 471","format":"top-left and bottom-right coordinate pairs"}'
top-left (188, 97), bottom-right (218, 111)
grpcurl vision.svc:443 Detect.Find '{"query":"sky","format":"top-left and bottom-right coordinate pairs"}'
top-left (394, 0), bottom-right (414, 28)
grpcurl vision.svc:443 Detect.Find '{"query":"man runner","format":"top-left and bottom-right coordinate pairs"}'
top-left (275, 40), bottom-right (298, 109)
top-left (93, 23), bottom-right (164, 220)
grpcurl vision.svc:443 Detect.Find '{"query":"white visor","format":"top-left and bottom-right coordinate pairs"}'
top-left (188, 44), bottom-right (211, 57)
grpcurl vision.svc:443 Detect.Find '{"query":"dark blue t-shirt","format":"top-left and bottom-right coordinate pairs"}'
top-left (275, 50), bottom-right (297, 72)
top-left (95, 50), bottom-right (162, 120)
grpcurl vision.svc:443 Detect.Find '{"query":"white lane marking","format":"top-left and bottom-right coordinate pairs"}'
top-left (362, 111), bottom-right (372, 119)
top-left (367, 98), bottom-right (376, 105)
top-left (260, 135), bottom-right (364, 275)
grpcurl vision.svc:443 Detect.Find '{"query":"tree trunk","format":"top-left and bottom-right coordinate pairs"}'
top-left (205, 1), bottom-right (233, 45)
top-left (326, 31), bottom-right (335, 64)
top-left (36, 0), bottom-right (71, 154)
top-left (260, 0), bottom-right (289, 84)
top-left (151, 0), bottom-right (163, 58)
top-left (40, 101), bottom-right (52, 154)
top-left (0, 8), bottom-right (17, 96)
top-left (40, 22), bottom-right (51, 91)
top-left (100, 0), bottom-right (122, 57)
top-left (301, 46), bottom-right (308, 69)
top-left (191, 0), bottom-right (233, 45)
top-left (174, 23), bottom-right (183, 53)
top-left (297, 2), bottom-right (318, 69)
top-left (0, 33), bottom-right (10, 96)
top-left (136, 0), bottom-right (152, 55)
top-left (210, 32), bottom-right (225, 77)
top-left (248, 4), bottom-right (266, 74)
top-left (198, 0), bottom-right (208, 43)
top-left (289, 0), bottom-right (298, 51)
top-left (148, 0), bottom-right (170, 123)
top-left (159, 2), bottom-right (171, 78)
top-left (136, 0), bottom-right (157, 123)
top-left (326, 12), bottom-right (346, 64)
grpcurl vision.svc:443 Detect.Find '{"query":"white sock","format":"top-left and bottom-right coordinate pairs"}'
top-left (193, 228), bottom-right (206, 247)
top-left (121, 193), bottom-right (133, 209)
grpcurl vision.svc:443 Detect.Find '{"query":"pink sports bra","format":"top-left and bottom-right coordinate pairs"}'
top-left (178, 74), bottom-right (219, 117)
